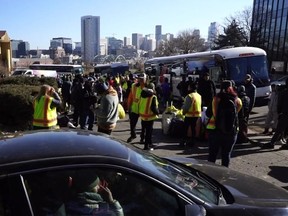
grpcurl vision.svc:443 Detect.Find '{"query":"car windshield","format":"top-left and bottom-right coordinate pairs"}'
top-left (132, 150), bottom-right (221, 204)
top-left (12, 70), bottom-right (25, 75)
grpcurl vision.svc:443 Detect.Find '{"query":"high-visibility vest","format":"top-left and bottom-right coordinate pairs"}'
top-left (185, 92), bottom-right (202, 117)
top-left (130, 83), bottom-right (142, 114)
top-left (33, 96), bottom-right (57, 127)
top-left (206, 97), bottom-right (219, 130)
top-left (206, 96), bottom-right (242, 130)
top-left (122, 81), bottom-right (128, 91)
top-left (139, 95), bottom-right (159, 121)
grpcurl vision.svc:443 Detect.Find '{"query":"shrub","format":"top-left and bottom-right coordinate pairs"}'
top-left (0, 77), bottom-right (58, 131)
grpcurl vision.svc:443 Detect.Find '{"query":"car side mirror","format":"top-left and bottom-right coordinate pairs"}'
top-left (185, 204), bottom-right (206, 216)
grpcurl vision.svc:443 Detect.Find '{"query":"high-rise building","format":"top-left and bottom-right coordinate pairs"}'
top-left (123, 37), bottom-right (131, 47)
top-left (11, 40), bottom-right (22, 58)
top-left (193, 29), bottom-right (200, 37)
top-left (100, 38), bottom-right (108, 55)
top-left (155, 25), bottom-right (162, 47)
top-left (18, 41), bottom-right (30, 57)
top-left (81, 15), bottom-right (100, 63)
top-left (162, 33), bottom-right (174, 42)
top-left (50, 37), bottom-right (73, 54)
top-left (73, 42), bottom-right (81, 55)
top-left (251, 0), bottom-right (288, 72)
top-left (11, 40), bottom-right (30, 58)
top-left (208, 22), bottom-right (221, 49)
top-left (132, 33), bottom-right (143, 49)
top-left (142, 35), bottom-right (156, 51)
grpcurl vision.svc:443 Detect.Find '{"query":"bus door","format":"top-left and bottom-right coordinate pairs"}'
top-left (209, 66), bottom-right (223, 89)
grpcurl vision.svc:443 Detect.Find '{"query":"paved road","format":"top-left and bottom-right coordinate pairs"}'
top-left (110, 105), bottom-right (288, 190)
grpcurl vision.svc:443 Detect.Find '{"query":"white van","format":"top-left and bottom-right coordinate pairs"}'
top-left (12, 69), bottom-right (57, 78)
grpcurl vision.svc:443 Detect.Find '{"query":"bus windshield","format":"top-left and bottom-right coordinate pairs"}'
top-left (226, 55), bottom-right (269, 86)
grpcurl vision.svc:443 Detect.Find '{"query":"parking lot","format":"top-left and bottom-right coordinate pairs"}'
top-left (111, 105), bottom-right (288, 190)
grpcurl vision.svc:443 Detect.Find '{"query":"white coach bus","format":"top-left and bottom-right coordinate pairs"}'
top-left (145, 46), bottom-right (271, 104)
top-left (29, 64), bottom-right (84, 76)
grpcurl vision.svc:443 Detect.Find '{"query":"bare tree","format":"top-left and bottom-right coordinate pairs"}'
top-left (154, 40), bottom-right (178, 57)
top-left (154, 29), bottom-right (207, 56)
top-left (175, 29), bottom-right (206, 53)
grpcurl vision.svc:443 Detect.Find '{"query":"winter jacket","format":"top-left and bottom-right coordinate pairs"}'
top-left (95, 86), bottom-right (119, 131)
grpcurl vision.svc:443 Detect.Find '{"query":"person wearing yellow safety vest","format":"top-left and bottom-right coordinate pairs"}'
top-left (205, 80), bottom-right (242, 167)
top-left (139, 83), bottom-right (159, 150)
top-left (180, 82), bottom-right (202, 148)
top-left (122, 73), bottom-right (136, 112)
top-left (33, 84), bottom-right (62, 130)
top-left (126, 73), bottom-right (147, 143)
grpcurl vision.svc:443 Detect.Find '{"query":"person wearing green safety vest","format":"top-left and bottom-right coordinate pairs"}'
top-left (33, 84), bottom-right (62, 130)
top-left (139, 83), bottom-right (159, 150)
top-left (126, 73), bottom-right (147, 143)
top-left (180, 81), bottom-right (202, 148)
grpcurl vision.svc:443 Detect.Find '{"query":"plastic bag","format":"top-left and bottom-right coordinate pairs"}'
top-left (118, 103), bottom-right (126, 119)
top-left (162, 102), bottom-right (178, 135)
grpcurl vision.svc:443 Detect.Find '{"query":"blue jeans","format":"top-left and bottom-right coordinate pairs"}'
top-left (207, 129), bottom-right (238, 167)
top-left (80, 109), bottom-right (95, 130)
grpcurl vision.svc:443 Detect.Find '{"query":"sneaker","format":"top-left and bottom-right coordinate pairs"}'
top-left (143, 146), bottom-right (154, 151)
top-left (261, 143), bottom-right (274, 149)
top-left (127, 136), bottom-right (136, 143)
top-left (139, 139), bottom-right (145, 144)
top-left (280, 138), bottom-right (287, 145)
top-left (67, 122), bottom-right (77, 129)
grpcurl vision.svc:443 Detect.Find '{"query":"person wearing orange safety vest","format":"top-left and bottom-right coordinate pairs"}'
top-left (126, 73), bottom-right (147, 143)
top-left (205, 80), bottom-right (242, 167)
top-left (180, 81), bottom-right (202, 148)
top-left (33, 84), bottom-right (62, 130)
top-left (139, 83), bottom-right (159, 150)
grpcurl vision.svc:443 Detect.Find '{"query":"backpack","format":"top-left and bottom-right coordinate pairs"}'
top-left (215, 95), bottom-right (238, 134)
top-left (239, 95), bottom-right (250, 118)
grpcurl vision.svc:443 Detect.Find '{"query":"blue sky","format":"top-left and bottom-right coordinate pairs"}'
top-left (1, 0), bottom-right (253, 49)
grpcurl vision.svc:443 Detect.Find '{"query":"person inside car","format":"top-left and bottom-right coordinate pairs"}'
top-left (66, 170), bottom-right (124, 216)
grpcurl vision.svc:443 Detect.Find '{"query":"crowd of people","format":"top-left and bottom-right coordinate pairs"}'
top-left (32, 68), bottom-right (288, 167)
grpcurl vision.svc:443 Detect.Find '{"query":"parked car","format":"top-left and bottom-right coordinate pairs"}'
top-left (0, 130), bottom-right (288, 215)
top-left (11, 69), bottom-right (34, 76)
top-left (270, 75), bottom-right (288, 86)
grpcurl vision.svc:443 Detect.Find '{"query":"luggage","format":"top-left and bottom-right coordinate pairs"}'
top-left (161, 102), bottom-right (178, 135)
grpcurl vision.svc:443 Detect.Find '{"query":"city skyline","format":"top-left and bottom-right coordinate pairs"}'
top-left (1, 0), bottom-right (253, 49)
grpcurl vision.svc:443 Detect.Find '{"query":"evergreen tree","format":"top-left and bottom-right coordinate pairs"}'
top-left (213, 20), bottom-right (247, 49)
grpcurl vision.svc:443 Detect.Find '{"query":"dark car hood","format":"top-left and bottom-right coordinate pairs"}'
top-left (167, 157), bottom-right (288, 206)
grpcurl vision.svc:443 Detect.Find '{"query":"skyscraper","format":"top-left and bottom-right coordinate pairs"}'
top-left (132, 33), bottom-right (143, 49)
top-left (81, 16), bottom-right (100, 63)
top-left (123, 37), bottom-right (131, 47)
top-left (251, 0), bottom-right (288, 71)
top-left (208, 22), bottom-right (221, 49)
top-left (155, 25), bottom-right (162, 47)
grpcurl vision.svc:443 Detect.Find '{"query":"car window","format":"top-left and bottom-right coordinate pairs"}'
top-left (0, 176), bottom-right (34, 215)
top-left (23, 168), bottom-right (188, 216)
